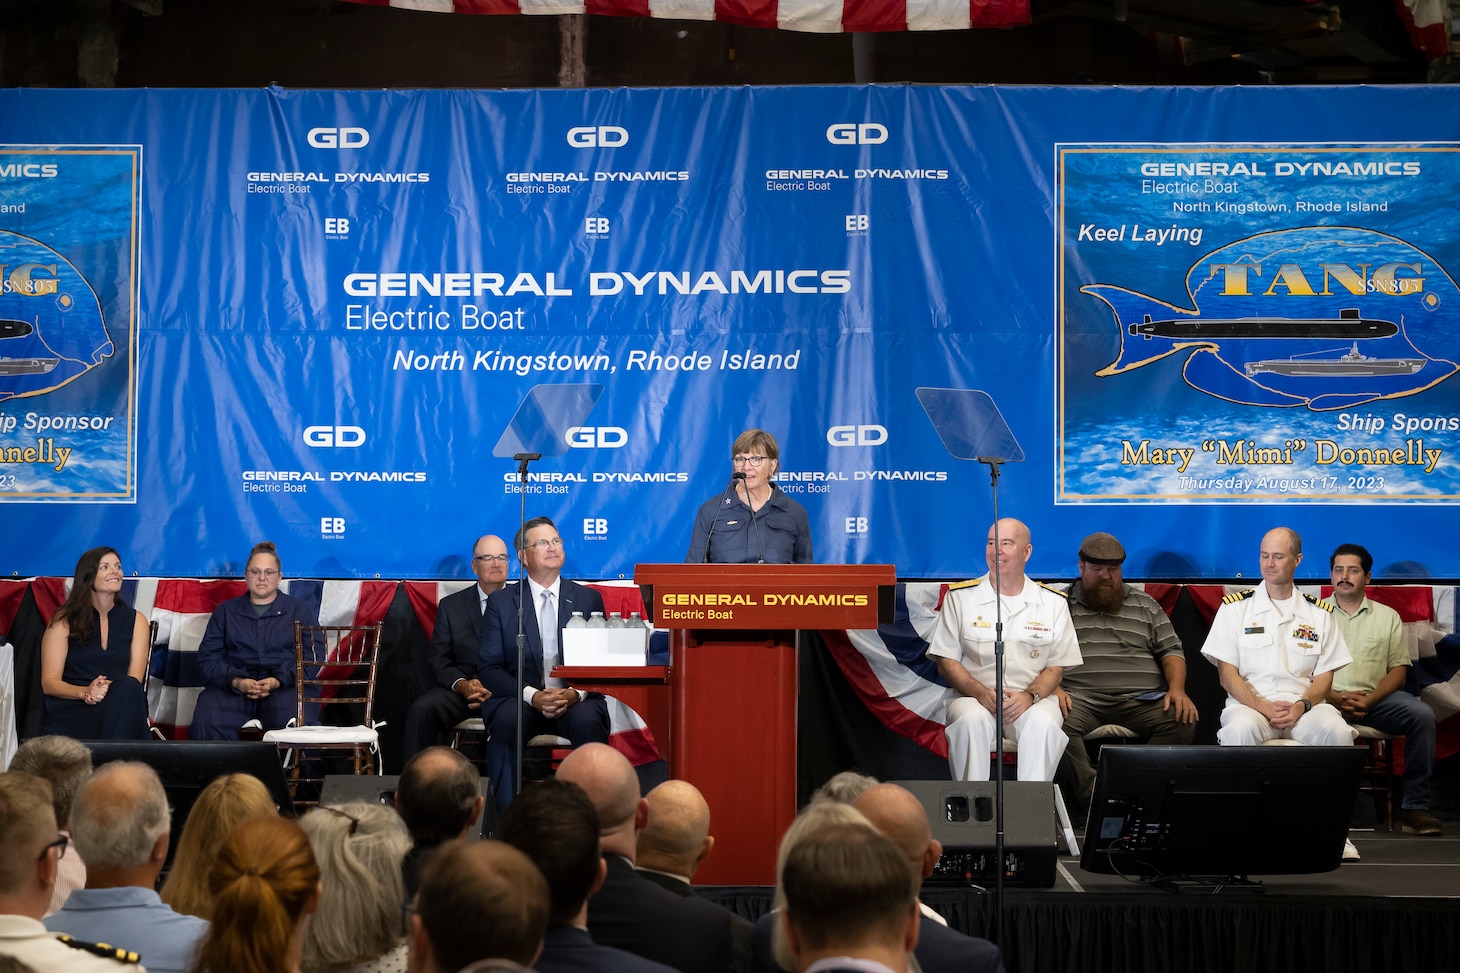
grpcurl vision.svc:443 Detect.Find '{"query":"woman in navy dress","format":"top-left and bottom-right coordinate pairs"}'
top-left (40, 546), bottom-right (151, 739)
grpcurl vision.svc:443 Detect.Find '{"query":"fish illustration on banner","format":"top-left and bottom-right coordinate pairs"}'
top-left (0, 229), bottom-right (112, 402)
top-left (1081, 227), bottom-right (1459, 412)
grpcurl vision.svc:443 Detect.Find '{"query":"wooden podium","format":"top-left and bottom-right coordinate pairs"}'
top-left (634, 563), bottom-right (895, 885)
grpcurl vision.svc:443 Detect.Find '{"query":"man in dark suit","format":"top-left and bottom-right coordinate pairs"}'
top-left (557, 743), bottom-right (738, 973)
top-left (499, 777), bottom-right (677, 973)
top-left (853, 784), bottom-right (1004, 973)
top-left (636, 780), bottom-right (752, 973)
top-left (479, 516), bottom-right (607, 810)
top-left (403, 534), bottom-right (510, 761)
top-left (781, 823), bottom-right (919, 973)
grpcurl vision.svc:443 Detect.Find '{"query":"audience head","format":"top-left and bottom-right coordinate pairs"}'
top-left (854, 783), bottom-right (942, 883)
top-left (781, 823), bottom-right (919, 969)
top-left (1330, 542), bottom-right (1374, 575)
top-left (160, 772), bottom-right (279, 919)
top-left (395, 746), bottom-right (483, 846)
top-left (498, 778), bottom-right (604, 925)
top-left (197, 816), bottom-right (320, 973)
top-left (300, 803), bottom-right (413, 972)
top-left (0, 772), bottom-right (58, 915)
top-left (555, 743), bottom-right (646, 856)
top-left (636, 780), bottom-right (714, 880)
top-left (809, 770), bottom-right (878, 806)
top-left (770, 801), bottom-right (874, 971)
top-left (9, 735), bottom-right (92, 830)
top-left (411, 839), bottom-right (548, 973)
top-left (70, 761), bottom-right (171, 874)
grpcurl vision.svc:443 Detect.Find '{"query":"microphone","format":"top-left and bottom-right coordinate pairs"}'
top-left (514, 452), bottom-right (542, 481)
top-left (747, 478), bottom-right (766, 564)
top-left (702, 472), bottom-right (745, 563)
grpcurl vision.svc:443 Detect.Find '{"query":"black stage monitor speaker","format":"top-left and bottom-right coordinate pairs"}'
top-left (892, 779), bottom-right (1058, 888)
top-left (320, 774), bottom-right (497, 839)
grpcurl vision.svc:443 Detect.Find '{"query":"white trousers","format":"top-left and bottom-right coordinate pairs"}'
top-left (945, 695), bottom-right (1067, 781)
top-left (1217, 701), bottom-right (1356, 746)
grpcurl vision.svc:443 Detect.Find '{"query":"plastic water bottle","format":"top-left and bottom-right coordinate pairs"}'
top-left (629, 611), bottom-right (647, 629)
top-left (605, 611), bottom-right (626, 629)
top-left (565, 611), bottom-right (586, 629)
top-left (586, 611), bottom-right (607, 629)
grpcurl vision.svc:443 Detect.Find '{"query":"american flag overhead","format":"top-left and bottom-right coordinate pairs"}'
top-left (340, 0), bottom-right (1029, 33)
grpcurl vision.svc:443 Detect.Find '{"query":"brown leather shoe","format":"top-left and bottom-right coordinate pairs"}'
top-left (1398, 808), bottom-right (1443, 836)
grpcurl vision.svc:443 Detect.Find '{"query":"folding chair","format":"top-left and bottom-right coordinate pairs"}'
top-left (143, 619), bottom-right (167, 740)
top-left (263, 621), bottom-right (385, 809)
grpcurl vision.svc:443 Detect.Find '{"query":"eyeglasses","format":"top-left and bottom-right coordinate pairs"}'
top-left (524, 537), bottom-right (563, 552)
top-left (246, 568), bottom-right (280, 578)
top-left (313, 805), bottom-right (359, 835)
top-left (472, 554), bottom-right (509, 563)
top-left (37, 833), bottom-right (67, 861)
top-left (733, 455), bottom-right (768, 467)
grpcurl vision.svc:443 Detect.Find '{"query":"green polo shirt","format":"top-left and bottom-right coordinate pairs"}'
top-left (1331, 595), bottom-right (1408, 694)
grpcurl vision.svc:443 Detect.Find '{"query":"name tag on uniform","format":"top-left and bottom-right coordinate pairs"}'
top-left (1244, 626), bottom-right (1265, 634)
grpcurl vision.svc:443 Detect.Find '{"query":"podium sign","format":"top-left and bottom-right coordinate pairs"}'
top-left (639, 563), bottom-right (894, 629)
top-left (634, 563), bottom-right (895, 884)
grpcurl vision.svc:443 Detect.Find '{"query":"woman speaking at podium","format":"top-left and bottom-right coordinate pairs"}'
top-left (686, 428), bottom-right (813, 564)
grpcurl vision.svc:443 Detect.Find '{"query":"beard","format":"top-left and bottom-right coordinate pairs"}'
top-left (1083, 577), bottom-right (1125, 614)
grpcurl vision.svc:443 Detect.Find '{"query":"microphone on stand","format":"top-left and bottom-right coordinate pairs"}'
top-left (748, 482), bottom-right (766, 564)
top-left (702, 471), bottom-right (746, 563)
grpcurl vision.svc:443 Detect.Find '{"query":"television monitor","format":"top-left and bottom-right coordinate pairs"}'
top-left (83, 741), bottom-right (295, 867)
top-left (1079, 745), bottom-right (1365, 885)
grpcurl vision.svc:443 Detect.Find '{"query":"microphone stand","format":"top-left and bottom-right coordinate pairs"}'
top-left (512, 451), bottom-right (540, 806)
top-left (702, 472), bottom-right (745, 563)
top-left (977, 456), bottom-right (1007, 948)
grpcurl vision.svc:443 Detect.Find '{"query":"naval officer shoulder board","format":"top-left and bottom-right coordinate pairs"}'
top-left (57, 934), bottom-right (141, 965)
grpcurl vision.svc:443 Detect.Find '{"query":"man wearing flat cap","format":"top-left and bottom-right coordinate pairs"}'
top-left (1054, 532), bottom-right (1197, 811)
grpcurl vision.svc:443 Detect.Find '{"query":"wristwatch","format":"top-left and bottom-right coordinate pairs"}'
top-left (1030, 690), bottom-right (1042, 702)
top-left (1297, 698), bottom-right (1312, 713)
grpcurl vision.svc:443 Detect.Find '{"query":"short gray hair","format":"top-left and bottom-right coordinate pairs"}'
top-left (300, 802), bottom-right (412, 971)
top-left (9, 736), bottom-right (92, 829)
top-left (810, 770), bottom-right (878, 806)
top-left (71, 762), bottom-right (171, 869)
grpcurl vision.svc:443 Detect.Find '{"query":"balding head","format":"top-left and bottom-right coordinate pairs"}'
top-left (72, 761), bottom-right (171, 876)
top-left (396, 746), bottom-right (483, 844)
top-left (555, 743), bottom-right (646, 859)
top-left (636, 780), bottom-right (713, 880)
top-left (854, 783), bottom-right (942, 884)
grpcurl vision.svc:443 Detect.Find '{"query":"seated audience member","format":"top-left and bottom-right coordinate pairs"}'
top-left (402, 535), bottom-right (508, 761)
top-left (499, 778), bottom-right (676, 973)
top-left (807, 772), bottom-right (877, 807)
top-left (754, 803), bottom-right (871, 973)
top-left (394, 748), bottom-right (485, 901)
top-left (8, 737), bottom-right (92, 917)
top-left (1328, 543), bottom-right (1442, 836)
top-left (780, 824), bottom-right (920, 973)
top-left (191, 816), bottom-right (320, 973)
top-left (1200, 528), bottom-right (1353, 747)
top-left (636, 781), bottom-right (752, 972)
top-left (189, 541), bottom-right (320, 741)
top-left (39, 547), bottom-right (151, 743)
top-left (1056, 532), bottom-right (1196, 811)
top-left (300, 804), bottom-right (412, 973)
top-left (0, 771), bottom-right (140, 972)
top-left (159, 773), bottom-right (279, 920)
top-left (555, 744), bottom-right (737, 973)
top-left (44, 763), bottom-right (208, 973)
top-left (407, 839), bottom-right (548, 973)
top-left (927, 519), bottom-right (1081, 783)
top-left (852, 785), bottom-right (1003, 973)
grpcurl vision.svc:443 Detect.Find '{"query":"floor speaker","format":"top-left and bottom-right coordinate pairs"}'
top-left (320, 774), bottom-right (497, 838)
top-left (891, 779), bottom-right (1058, 888)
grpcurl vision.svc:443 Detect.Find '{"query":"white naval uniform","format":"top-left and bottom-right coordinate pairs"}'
top-left (0, 914), bottom-right (145, 973)
top-left (1200, 584), bottom-right (1355, 746)
top-left (926, 574), bottom-right (1083, 781)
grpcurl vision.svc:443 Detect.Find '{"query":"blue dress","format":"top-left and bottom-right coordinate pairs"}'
top-left (41, 603), bottom-right (151, 740)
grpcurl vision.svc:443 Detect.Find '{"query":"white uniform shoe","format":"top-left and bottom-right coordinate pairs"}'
top-left (1342, 837), bottom-right (1360, 862)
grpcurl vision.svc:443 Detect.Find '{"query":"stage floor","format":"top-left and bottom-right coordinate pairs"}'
top-left (1057, 828), bottom-right (1460, 897)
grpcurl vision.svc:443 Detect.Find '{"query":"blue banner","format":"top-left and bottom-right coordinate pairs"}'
top-left (3, 85), bottom-right (1460, 580)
